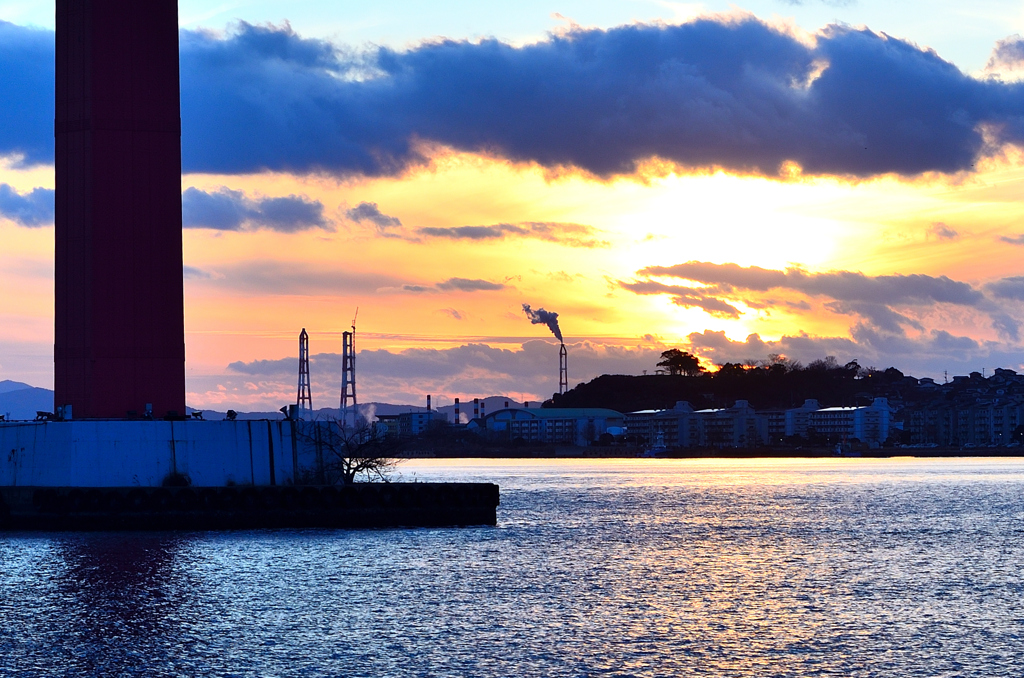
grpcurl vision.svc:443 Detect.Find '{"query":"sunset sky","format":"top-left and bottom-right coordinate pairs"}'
top-left (3, 0), bottom-right (1024, 409)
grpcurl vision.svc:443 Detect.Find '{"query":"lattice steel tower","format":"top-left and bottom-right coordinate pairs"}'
top-left (297, 328), bottom-right (312, 415)
top-left (559, 342), bottom-right (568, 394)
top-left (340, 311), bottom-right (358, 428)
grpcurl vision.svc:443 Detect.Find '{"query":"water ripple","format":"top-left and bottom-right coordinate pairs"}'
top-left (2, 458), bottom-right (1023, 677)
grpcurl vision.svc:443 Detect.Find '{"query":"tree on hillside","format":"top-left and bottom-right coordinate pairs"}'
top-left (657, 349), bottom-right (704, 376)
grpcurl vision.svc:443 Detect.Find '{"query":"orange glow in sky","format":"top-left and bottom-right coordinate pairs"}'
top-left (3, 4), bottom-right (1024, 409)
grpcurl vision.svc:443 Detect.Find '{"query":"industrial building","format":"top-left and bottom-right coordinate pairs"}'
top-left (374, 411), bottom-right (447, 438)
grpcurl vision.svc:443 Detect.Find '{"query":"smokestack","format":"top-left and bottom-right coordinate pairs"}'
top-left (525, 401), bottom-right (530, 408)
top-left (473, 398), bottom-right (479, 419)
top-left (454, 397), bottom-right (460, 423)
top-left (504, 401), bottom-right (509, 408)
top-left (480, 400), bottom-right (486, 418)
top-left (559, 342), bottom-right (568, 395)
top-left (524, 303), bottom-right (568, 395)
top-left (427, 394), bottom-right (431, 411)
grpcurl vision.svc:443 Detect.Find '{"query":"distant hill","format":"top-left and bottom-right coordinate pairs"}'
top-left (0, 386), bottom-right (524, 422)
top-left (0, 386), bottom-right (54, 420)
top-left (190, 396), bottom-right (524, 422)
top-left (547, 365), bottom-right (923, 413)
top-left (0, 380), bottom-right (34, 394)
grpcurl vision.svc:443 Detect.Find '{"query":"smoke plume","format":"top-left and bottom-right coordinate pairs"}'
top-left (522, 303), bottom-right (563, 343)
top-left (358, 403), bottom-right (378, 424)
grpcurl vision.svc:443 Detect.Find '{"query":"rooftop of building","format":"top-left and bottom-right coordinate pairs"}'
top-left (486, 407), bottom-right (624, 420)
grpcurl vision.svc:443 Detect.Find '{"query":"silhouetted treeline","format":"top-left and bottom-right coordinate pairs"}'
top-left (546, 357), bottom-right (924, 412)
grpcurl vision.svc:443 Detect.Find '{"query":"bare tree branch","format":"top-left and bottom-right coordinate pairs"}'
top-left (293, 417), bottom-right (403, 485)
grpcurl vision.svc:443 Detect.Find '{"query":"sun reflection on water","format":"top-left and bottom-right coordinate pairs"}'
top-left (2, 458), bottom-right (1023, 677)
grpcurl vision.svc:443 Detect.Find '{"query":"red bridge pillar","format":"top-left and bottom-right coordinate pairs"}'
top-left (54, 0), bottom-right (186, 418)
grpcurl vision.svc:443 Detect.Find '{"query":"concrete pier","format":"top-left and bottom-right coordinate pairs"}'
top-left (0, 483), bottom-right (500, 530)
top-left (1, 420), bottom-right (500, 529)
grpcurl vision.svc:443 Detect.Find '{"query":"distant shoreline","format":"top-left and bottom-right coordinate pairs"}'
top-left (398, 447), bottom-right (1024, 459)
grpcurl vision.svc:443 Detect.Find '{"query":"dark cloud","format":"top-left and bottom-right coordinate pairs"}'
top-left (639, 261), bottom-right (984, 306)
top-left (345, 201), bottom-right (402, 229)
top-left (928, 222), bottom-right (959, 240)
top-left (0, 22), bottom-right (54, 167)
top-left (624, 261), bottom-right (1022, 340)
top-left (684, 326), bottom-right (1024, 378)
top-left (618, 279), bottom-right (742, 318)
top-left (986, 276), bottom-right (1024, 301)
top-left (823, 300), bottom-right (922, 333)
top-left (181, 187), bottom-right (248, 230)
top-left (419, 222), bottom-right (608, 248)
top-left (990, 312), bottom-right (1021, 341)
top-left (257, 195), bottom-right (328, 232)
top-left (182, 187), bottom-right (329, 232)
top-left (221, 339), bottom-right (667, 406)
top-left (212, 326), bottom-right (1024, 409)
top-left (999, 234), bottom-right (1024, 245)
top-left (436, 278), bottom-right (505, 292)
top-left (6, 19), bottom-right (1024, 179)
top-left (0, 184), bottom-right (53, 226)
top-left (687, 329), bottom-right (859, 365)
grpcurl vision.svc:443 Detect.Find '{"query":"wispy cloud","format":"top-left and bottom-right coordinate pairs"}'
top-left (986, 35), bottom-right (1024, 78)
top-left (623, 261), bottom-right (1021, 340)
top-left (439, 308), bottom-right (464, 320)
top-left (419, 222), bottom-right (608, 248)
top-left (436, 278), bottom-right (505, 292)
top-left (390, 278), bottom-right (507, 294)
top-left (182, 187), bottom-right (330, 232)
top-left (183, 265), bottom-right (213, 280)
top-left (927, 222), bottom-right (959, 240)
top-left (203, 260), bottom-right (404, 295)
top-left (618, 279), bottom-right (742, 318)
top-left (345, 201), bottom-right (402, 231)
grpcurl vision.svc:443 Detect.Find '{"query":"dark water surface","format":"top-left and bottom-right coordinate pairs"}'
top-left (2, 458), bottom-right (1024, 677)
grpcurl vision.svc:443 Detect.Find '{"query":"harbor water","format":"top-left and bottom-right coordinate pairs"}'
top-left (2, 458), bottom-right (1023, 677)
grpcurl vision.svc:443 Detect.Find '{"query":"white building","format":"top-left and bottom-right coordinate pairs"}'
top-left (625, 401), bottom-right (699, 448)
top-left (785, 399), bottom-right (821, 437)
top-left (481, 408), bottom-right (624, 446)
top-left (807, 398), bottom-right (893, 446)
top-left (694, 400), bottom-right (768, 448)
top-left (626, 400), bottom-right (768, 449)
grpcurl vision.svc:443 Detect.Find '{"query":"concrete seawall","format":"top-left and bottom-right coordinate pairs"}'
top-left (0, 483), bottom-right (499, 530)
top-left (1, 420), bottom-right (296, 487)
